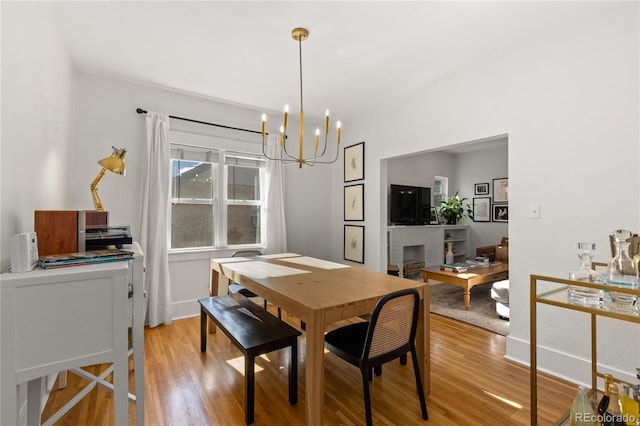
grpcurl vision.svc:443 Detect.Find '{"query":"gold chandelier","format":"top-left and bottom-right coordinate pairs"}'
top-left (261, 27), bottom-right (341, 168)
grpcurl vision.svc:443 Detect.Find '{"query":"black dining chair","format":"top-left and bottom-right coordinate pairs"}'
top-left (324, 288), bottom-right (428, 426)
top-left (227, 249), bottom-right (281, 318)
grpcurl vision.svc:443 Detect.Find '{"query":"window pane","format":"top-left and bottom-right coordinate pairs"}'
top-left (227, 165), bottom-right (260, 200)
top-left (227, 205), bottom-right (261, 245)
top-left (433, 176), bottom-right (448, 207)
top-left (172, 160), bottom-right (213, 199)
top-left (171, 204), bottom-right (214, 248)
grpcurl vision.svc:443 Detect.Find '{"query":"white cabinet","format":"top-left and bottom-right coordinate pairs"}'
top-left (1, 263), bottom-right (128, 426)
top-left (1, 242), bottom-right (145, 426)
top-left (388, 225), bottom-right (470, 276)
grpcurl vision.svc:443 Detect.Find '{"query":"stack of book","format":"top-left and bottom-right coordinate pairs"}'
top-left (466, 256), bottom-right (490, 267)
top-left (39, 249), bottom-right (134, 269)
top-left (440, 263), bottom-right (470, 273)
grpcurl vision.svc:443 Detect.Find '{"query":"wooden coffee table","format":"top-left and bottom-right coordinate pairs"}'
top-left (421, 263), bottom-right (509, 310)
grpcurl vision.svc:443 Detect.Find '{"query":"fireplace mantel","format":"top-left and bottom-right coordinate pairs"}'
top-left (387, 225), bottom-right (469, 277)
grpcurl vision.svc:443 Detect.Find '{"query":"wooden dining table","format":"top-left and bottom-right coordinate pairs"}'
top-left (209, 253), bottom-right (430, 426)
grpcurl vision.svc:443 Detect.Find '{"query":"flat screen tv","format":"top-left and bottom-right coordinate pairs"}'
top-left (389, 184), bottom-right (431, 225)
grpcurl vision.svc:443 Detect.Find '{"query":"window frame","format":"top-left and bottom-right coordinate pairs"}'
top-left (169, 145), bottom-right (266, 251)
top-left (221, 150), bottom-right (266, 249)
top-left (433, 175), bottom-right (449, 208)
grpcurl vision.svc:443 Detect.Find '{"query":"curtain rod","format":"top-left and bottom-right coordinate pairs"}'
top-left (136, 108), bottom-right (264, 135)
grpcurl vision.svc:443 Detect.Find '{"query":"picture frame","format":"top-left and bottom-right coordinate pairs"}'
top-left (429, 207), bottom-right (439, 225)
top-left (492, 204), bottom-right (509, 222)
top-left (492, 178), bottom-right (508, 203)
top-left (474, 182), bottom-right (490, 195)
top-left (344, 183), bottom-right (364, 221)
top-left (472, 197), bottom-right (491, 222)
top-left (344, 225), bottom-right (364, 263)
top-left (344, 142), bottom-right (365, 182)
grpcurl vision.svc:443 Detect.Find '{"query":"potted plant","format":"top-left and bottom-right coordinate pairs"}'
top-left (438, 191), bottom-right (472, 224)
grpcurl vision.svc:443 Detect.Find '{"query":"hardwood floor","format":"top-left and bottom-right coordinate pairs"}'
top-left (42, 311), bottom-right (576, 425)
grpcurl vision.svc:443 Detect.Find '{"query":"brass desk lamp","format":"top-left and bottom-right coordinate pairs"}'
top-left (90, 146), bottom-right (126, 211)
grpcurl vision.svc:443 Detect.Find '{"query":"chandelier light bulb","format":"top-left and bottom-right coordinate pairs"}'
top-left (283, 105), bottom-right (289, 132)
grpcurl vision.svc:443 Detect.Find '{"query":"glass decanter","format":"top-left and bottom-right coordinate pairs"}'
top-left (606, 229), bottom-right (639, 313)
top-left (568, 242), bottom-right (604, 307)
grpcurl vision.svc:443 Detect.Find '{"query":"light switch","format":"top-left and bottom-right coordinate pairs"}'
top-left (529, 204), bottom-right (540, 219)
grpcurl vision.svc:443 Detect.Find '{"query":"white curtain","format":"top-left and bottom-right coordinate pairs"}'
top-left (265, 134), bottom-right (287, 254)
top-left (140, 112), bottom-right (172, 327)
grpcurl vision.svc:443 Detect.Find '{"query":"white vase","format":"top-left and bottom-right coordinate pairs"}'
top-left (446, 242), bottom-right (455, 264)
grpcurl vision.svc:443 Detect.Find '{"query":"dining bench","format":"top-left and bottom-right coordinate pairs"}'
top-left (198, 293), bottom-right (301, 425)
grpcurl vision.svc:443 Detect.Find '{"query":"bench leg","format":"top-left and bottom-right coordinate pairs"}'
top-left (245, 354), bottom-right (255, 425)
top-left (289, 339), bottom-right (298, 405)
top-left (200, 307), bottom-right (207, 352)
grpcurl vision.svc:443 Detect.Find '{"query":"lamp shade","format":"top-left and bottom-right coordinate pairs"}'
top-left (98, 147), bottom-right (126, 175)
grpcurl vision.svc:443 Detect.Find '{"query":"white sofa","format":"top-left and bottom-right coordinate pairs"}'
top-left (490, 279), bottom-right (510, 320)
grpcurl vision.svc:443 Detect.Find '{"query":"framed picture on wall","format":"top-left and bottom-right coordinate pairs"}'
top-left (473, 197), bottom-right (491, 222)
top-left (429, 207), bottom-right (439, 225)
top-left (492, 178), bottom-right (509, 203)
top-left (344, 225), bottom-right (364, 263)
top-left (474, 182), bottom-right (490, 195)
top-left (492, 204), bottom-right (509, 222)
top-left (344, 183), bottom-right (364, 221)
top-left (344, 142), bottom-right (365, 182)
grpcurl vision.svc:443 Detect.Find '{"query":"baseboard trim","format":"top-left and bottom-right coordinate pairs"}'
top-left (505, 334), bottom-right (636, 386)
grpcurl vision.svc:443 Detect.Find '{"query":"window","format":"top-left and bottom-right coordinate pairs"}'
top-left (433, 176), bottom-right (448, 207)
top-left (170, 146), bottom-right (265, 250)
top-left (225, 154), bottom-right (265, 246)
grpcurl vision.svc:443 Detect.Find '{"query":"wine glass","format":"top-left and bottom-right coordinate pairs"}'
top-left (576, 242), bottom-right (596, 268)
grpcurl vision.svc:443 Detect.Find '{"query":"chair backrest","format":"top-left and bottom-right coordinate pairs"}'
top-left (364, 288), bottom-right (420, 361)
top-left (231, 249), bottom-right (263, 258)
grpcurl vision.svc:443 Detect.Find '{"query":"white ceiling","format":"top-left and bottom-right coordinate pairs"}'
top-left (44, 1), bottom-right (622, 124)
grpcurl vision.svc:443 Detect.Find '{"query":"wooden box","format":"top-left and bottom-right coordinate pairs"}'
top-left (35, 210), bottom-right (79, 256)
top-left (34, 210), bottom-right (108, 256)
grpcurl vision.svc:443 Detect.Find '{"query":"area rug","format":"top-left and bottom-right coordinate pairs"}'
top-left (428, 282), bottom-right (510, 336)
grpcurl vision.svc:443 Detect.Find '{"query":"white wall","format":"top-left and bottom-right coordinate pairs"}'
top-left (336, 5), bottom-right (640, 384)
top-left (1, 3), bottom-right (75, 265)
top-left (387, 151), bottom-right (455, 196)
top-left (284, 159), bottom-right (333, 260)
top-left (1, 2), bottom-right (76, 419)
top-left (69, 72), bottom-right (333, 318)
top-left (455, 143), bottom-right (509, 249)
